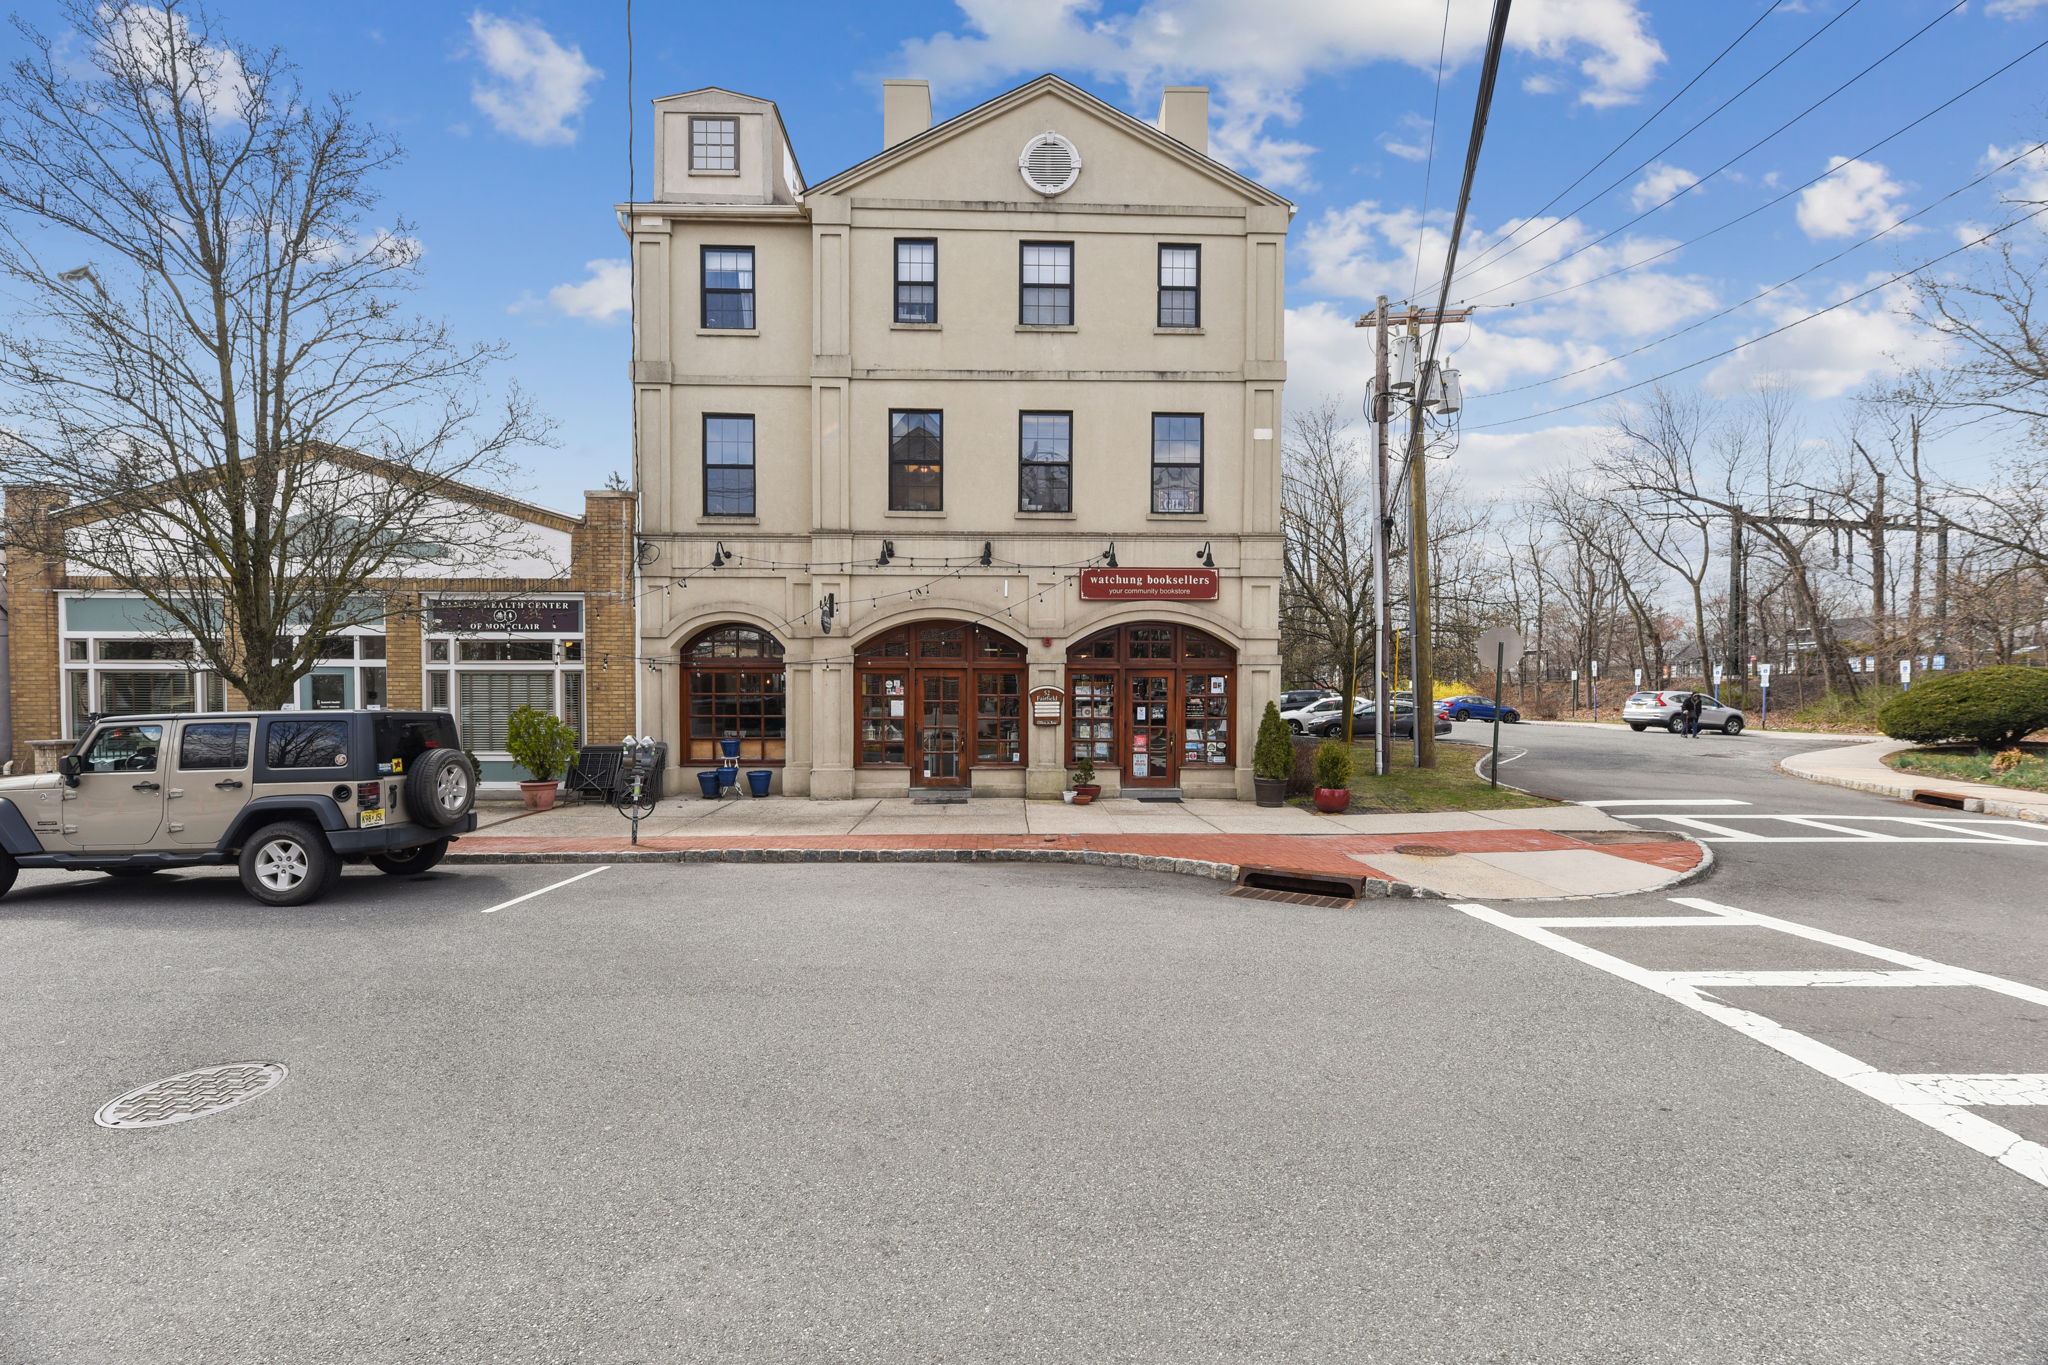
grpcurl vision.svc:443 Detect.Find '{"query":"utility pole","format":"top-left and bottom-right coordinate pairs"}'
top-left (1723, 509), bottom-right (1745, 694)
top-left (1355, 303), bottom-right (1473, 769)
top-left (1364, 295), bottom-right (1393, 775)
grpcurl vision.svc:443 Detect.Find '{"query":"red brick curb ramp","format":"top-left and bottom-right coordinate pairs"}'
top-left (447, 827), bottom-right (1711, 902)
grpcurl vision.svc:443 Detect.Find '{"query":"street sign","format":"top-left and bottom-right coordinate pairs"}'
top-left (1758, 663), bottom-right (1772, 684)
top-left (1713, 666), bottom-right (1725, 685)
top-left (1590, 660), bottom-right (1600, 677)
top-left (1633, 668), bottom-right (1643, 687)
top-left (1475, 625), bottom-right (1523, 666)
top-left (1899, 659), bottom-right (1913, 687)
top-left (1569, 669), bottom-right (1579, 681)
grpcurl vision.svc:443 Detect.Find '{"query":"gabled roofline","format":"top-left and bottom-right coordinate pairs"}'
top-left (805, 73), bottom-right (1292, 210)
top-left (648, 86), bottom-right (807, 193)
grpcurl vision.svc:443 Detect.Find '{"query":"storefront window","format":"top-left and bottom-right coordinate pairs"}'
top-left (1066, 623), bottom-right (1237, 785)
top-left (855, 621), bottom-right (1026, 781)
top-left (424, 595), bottom-right (587, 752)
top-left (60, 595), bottom-right (223, 737)
top-left (685, 625), bottom-right (786, 763)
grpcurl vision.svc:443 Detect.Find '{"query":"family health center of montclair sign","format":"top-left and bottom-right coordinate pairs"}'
top-left (1077, 569), bottom-right (1219, 601)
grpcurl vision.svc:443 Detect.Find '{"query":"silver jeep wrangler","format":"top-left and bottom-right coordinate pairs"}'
top-left (0, 710), bottom-right (479, 906)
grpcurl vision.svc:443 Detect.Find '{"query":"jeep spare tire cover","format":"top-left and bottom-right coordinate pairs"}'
top-left (408, 748), bottom-right (476, 828)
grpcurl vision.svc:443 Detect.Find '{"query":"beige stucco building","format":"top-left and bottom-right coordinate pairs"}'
top-left (626, 74), bottom-right (1292, 799)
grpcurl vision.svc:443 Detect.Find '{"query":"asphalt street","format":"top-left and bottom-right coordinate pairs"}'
top-left (5, 728), bottom-right (2048, 1363)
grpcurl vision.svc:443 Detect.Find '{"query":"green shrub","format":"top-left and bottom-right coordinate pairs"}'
top-left (1254, 701), bottom-right (1294, 781)
top-left (1313, 739), bottom-right (1353, 791)
top-left (1877, 666), bottom-right (2048, 748)
top-left (505, 705), bottom-right (579, 782)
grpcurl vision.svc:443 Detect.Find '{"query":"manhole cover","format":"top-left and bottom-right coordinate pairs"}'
top-left (1391, 843), bottom-right (1458, 857)
top-left (94, 1062), bottom-right (286, 1129)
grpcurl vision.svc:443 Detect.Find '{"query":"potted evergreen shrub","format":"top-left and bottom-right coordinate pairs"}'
top-left (1312, 738), bottom-right (1353, 813)
top-left (1253, 701), bottom-right (1292, 806)
top-left (1070, 752), bottom-right (1100, 803)
top-left (505, 704), bottom-right (579, 811)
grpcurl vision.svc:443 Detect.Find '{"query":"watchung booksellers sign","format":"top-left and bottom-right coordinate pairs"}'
top-left (1077, 569), bottom-right (1219, 601)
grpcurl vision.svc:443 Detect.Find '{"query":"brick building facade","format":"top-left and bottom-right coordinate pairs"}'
top-left (4, 475), bottom-right (637, 782)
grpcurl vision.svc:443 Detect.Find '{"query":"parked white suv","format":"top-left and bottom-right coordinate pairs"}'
top-left (1279, 695), bottom-right (1363, 734)
top-left (1621, 690), bottom-right (1746, 735)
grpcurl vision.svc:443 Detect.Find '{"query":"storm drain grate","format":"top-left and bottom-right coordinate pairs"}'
top-left (1227, 885), bottom-right (1356, 909)
top-left (94, 1062), bottom-right (287, 1130)
top-left (1392, 843), bottom-right (1459, 858)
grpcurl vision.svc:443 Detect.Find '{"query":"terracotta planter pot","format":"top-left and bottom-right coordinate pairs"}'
top-left (1313, 788), bottom-right (1351, 814)
top-left (1072, 793), bottom-right (1094, 805)
top-left (1253, 776), bottom-right (1288, 808)
top-left (519, 780), bottom-right (560, 811)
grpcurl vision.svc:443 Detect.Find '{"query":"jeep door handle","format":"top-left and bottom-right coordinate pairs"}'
top-left (132, 781), bottom-right (160, 792)
top-left (214, 779), bottom-right (244, 789)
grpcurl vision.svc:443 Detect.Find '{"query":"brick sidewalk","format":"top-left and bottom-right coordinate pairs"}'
top-left (449, 826), bottom-right (1707, 900)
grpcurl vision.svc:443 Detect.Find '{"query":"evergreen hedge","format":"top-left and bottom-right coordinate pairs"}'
top-left (1313, 739), bottom-right (1354, 791)
top-left (1254, 701), bottom-right (1294, 781)
top-left (1876, 666), bottom-right (2048, 749)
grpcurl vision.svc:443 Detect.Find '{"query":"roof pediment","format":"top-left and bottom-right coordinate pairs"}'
top-left (807, 74), bottom-right (1292, 210)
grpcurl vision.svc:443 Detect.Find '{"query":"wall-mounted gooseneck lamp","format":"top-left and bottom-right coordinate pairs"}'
top-left (875, 539), bottom-right (894, 567)
top-left (818, 592), bottom-right (837, 634)
top-left (710, 542), bottom-right (730, 568)
top-left (1195, 541), bottom-right (1215, 569)
top-left (979, 541), bottom-right (993, 567)
top-left (1103, 541), bottom-right (1118, 569)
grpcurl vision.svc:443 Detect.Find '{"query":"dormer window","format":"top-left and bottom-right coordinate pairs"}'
top-left (690, 117), bottom-right (737, 172)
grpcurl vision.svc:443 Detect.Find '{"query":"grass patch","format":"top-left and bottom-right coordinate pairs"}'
top-left (1785, 686), bottom-right (1900, 734)
top-left (1312, 740), bottom-right (1560, 813)
top-left (1885, 743), bottom-right (2048, 794)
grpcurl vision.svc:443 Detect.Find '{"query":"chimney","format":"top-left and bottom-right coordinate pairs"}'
top-left (1160, 86), bottom-right (1208, 155)
top-left (883, 79), bottom-right (931, 149)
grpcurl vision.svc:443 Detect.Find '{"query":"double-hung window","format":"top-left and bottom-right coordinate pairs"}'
top-left (1019, 241), bottom-right (1073, 325)
top-left (894, 239), bottom-right (937, 324)
top-left (690, 117), bottom-right (737, 171)
top-left (888, 410), bottom-right (943, 512)
top-left (1158, 244), bottom-right (1200, 327)
top-left (1018, 412), bottom-right (1072, 514)
top-left (701, 246), bottom-right (755, 329)
top-left (1151, 413), bottom-right (1204, 514)
top-left (704, 414), bottom-right (756, 516)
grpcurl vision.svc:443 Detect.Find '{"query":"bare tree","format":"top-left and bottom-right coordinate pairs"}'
top-left (1281, 400), bottom-right (1377, 704)
top-left (1599, 387), bottom-right (1719, 678)
top-left (0, 1), bottom-right (549, 706)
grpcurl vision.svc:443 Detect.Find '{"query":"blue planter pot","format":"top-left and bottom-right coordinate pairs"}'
top-left (746, 770), bottom-right (773, 798)
top-left (717, 767), bottom-right (738, 789)
top-left (695, 771), bottom-right (722, 800)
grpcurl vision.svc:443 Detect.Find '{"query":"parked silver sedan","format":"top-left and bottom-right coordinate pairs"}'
top-left (1621, 690), bottom-right (1746, 735)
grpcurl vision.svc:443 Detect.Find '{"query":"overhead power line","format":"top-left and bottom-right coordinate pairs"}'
top-left (1488, 36), bottom-right (2048, 312)
top-left (1407, 0), bottom-right (1454, 303)
top-left (1480, 139), bottom-right (2048, 398)
top-left (1463, 0), bottom-right (1969, 300)
top-left (1467, 203), bottom-right (2048, 431)
top-left (1454, 0), bottom-right (1790, 281)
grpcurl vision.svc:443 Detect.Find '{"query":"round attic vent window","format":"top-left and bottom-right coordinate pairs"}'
top-left (1019, 132), bottom-right (1081, 196)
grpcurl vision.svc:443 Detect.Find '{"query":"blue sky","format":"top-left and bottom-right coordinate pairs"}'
top-left (27, 0), bottom-right (2045, 506)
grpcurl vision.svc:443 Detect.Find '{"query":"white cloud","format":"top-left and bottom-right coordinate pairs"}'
top-left (1983, 142), bottom-right (2048, 206)
top-left (1628, 161), bottom-right (1698, 212)
top-left (1378, 112), bottom-right (1432, 163)
top-left (1454, 424), bottom-right (1620, 494)
top-left (465, 11), bottom-right (600, 147)
top-left (893, 0), bottom-right (1663, 188)
top-left (1795, 157), bottom-right (1909, 240)
top-left (1522, 74), bottom-right (1561, 95)
top-left (95, 5), bottom-right (250, 121)
top-left (1987, 0), bottom-right (2048, 16)
top-left (542, 258), bottom-right (630, 322)
top-left (1703, 279), bottom-right (1943, 399)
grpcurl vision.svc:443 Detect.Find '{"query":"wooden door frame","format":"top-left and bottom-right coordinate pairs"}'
top-left (1123, 670), bottom-right (1175, 787)
top-left (910, 668), bottom-right (968, 787)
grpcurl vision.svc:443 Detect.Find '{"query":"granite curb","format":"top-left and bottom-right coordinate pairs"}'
top-left (444, 837), bottom-right (1714, 902)
top-left (1777, 739), bottom-right (2048, 825)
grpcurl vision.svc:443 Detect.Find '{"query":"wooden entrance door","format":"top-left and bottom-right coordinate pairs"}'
top-left (914, 671), bottom-right (967, 786)
top-left (1126, 673), bottom-right (1174, 787)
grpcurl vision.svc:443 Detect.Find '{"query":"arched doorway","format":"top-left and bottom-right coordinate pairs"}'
top-left (683, 624), bottom-right (786, 765)
top-left (1067, 622), bottom-right (1237, 789)
top-left (855, 620), bottom-right (1027, 787)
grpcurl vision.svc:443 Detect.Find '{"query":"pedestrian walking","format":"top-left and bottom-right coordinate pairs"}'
top-left (1680, 691), bottom-right (1704, 739)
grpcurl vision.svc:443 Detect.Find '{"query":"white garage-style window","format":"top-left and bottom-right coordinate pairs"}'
top-left (423, 596), bottom-right (586, 760)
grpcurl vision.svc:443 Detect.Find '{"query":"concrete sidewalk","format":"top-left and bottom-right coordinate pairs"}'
top-left (452, 795), bottom-right (1710, 900)
top-left (1780, 738), bottom-right (2048, 824)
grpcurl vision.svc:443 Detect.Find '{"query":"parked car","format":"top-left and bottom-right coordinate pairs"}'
top-left (1280, 694), bottom-right (1362, 733)
top-left (0, 710), bottom-right (479, 906)
top-left (1437, 694), bottom-right (1521, 724)
top-left (1620, 690), bottom-right (1746, 735)
top-left (1306, 701), bottom-right (1453, 740)
top-left (1280, 687), bottom-right (1338, 713)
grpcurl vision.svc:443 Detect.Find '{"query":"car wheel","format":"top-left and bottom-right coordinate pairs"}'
top-left (407, 749), bottom-right (477, 829)
top-left (371, 838), bottom-right (450, 877)
top-left (1453, 709), bottom-right (1470, 721)
top-left (1667, 717), bottom-right (1686, 734)
top-left (1502, 711), bottom-right (1520, 724)
top-left (1629, 723), bottom-right (1648, 732)
top-left (1723, 717), bottom-right (1744, 735)
top-left (238, 821), bottom-right (340, 907)
top-left (1287, 721), bottom-right (1302, 734)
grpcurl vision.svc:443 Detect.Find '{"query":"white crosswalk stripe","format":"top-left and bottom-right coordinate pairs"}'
top-left (1619, 813), bottom-right (2048, 844)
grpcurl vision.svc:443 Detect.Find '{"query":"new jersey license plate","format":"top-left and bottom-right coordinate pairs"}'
top-left (360, 808), bottom-right (385, 828)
